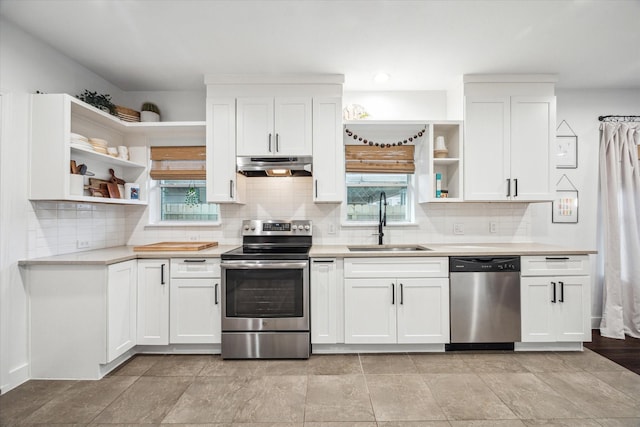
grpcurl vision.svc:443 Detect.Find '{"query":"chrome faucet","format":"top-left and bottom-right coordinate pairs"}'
top-left (376, 191), bottom-right (387, 245)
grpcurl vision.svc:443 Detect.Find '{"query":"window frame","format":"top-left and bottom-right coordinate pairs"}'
top-left (147, 179), bottom-right (222, 227)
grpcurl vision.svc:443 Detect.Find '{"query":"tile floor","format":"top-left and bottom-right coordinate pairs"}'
top-left (1, 349), bottom-right (640, 426)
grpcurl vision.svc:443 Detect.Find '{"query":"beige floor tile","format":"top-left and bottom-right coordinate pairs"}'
top-left (535, 371), bottom-right (640, 418)
top-left (21, 376), bottom-right (136, 424)
top-left (448, 421), bottom-right (526, 426)
top-left (199, 358), bottom-right (263, 377)
top-left (409, 353), bottom-right (472, 374)
top-left (359, 353), bottom-right (417, 374)
top-left (160, 376), bottom-right (250, 423)
top-left (511, 352), bottom-right (584, 373)
top-left (479, 373), bottom-right (586, 419)
top-left (305, 375), bottom-right (374, 422)
top-left (458, 353), bottom-right (530, 373)
top-left (0, 379), bottom-right (77, 425)
top-left (90, 376), bottom-right (192, 424)
top-left (109, 354), bottom-right (164, 376)
top-left (553, 349), bottom-right (626, 372)
top-left (308, 354), bottom-right (362, 375)
top-left (366, 374), bottom-right (446, 421)
top-left (142, 354), bottom-right (211, 376)
top-left (424, 373), bottom-right (518, 421)
top-left (251, 359), bottom-right (309, 376)
top-left (590, 370), bottom-right (640, 399)
top-left (595, 419), bottom-right (640, 427)
top-left (522, 419), bottom-right (603, 426)
top-left (377, 422), bottom-right (452, 427)
top-left (233, 375), bottom-right (307, 422)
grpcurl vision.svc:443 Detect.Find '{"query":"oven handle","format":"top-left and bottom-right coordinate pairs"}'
top-left (220, 262), bottom-right (308, 270)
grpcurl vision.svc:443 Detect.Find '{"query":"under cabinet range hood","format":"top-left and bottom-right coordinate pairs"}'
top-left (237, 156), bottom-right (313, 177)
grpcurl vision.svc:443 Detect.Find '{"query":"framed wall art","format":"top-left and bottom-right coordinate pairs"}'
top-left (552, 189), bottom-right (579, 223)
top-left (556, 135), bottom-right (578, 169)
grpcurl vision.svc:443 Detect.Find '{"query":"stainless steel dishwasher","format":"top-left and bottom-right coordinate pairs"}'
top-left (448, 256), bottom-right (521, 349)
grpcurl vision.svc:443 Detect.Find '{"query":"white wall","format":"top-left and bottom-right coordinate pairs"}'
top-left (343, 91), bottom-right (447, 120)
top-left (0, 18), bottom-right (126, 393)
top-left (530, 88), bottom-right (640, 327)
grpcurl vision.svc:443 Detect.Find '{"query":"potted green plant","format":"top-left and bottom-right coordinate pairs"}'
top-left (140, 102), bottom-right (161, 122)
top-left (76, 90), bottom-right (117, 116)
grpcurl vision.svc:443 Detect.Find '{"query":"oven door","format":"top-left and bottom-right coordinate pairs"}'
top-left (221, 260), bottom-right (309, 332)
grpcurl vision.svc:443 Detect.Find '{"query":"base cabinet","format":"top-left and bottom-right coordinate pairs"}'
top-left (344, 258), bottom-right (449, 345)
top-left (137, 259), bottom-right (170, 345)
top-left (310, 258), bottom-right (340, 344)
top-left (27, 261), bottom-right (138, 379)
top-left (520, 256), bottom-right (591, 343)
top-left (169, 258), bottom-right (221, 344)
top-left (107, 260), bottom-right (137, 362)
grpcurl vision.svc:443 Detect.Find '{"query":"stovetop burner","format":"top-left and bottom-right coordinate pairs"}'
top-left (221, 219), bottom-right (312, 261)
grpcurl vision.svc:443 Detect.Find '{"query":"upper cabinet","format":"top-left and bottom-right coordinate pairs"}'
top-left (237, 97), bottom-right (312, 157)
top-left (29, 94), bottom-right (205, 205)
top-left (463, 75), bottom-right (556, 202)
top-left (313, 98), bottom-right (344, 203)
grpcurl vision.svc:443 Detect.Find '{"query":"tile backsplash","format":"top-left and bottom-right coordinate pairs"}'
top-left (28, 177), bottom-right (533, 258)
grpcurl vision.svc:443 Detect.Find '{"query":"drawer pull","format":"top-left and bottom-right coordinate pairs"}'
top-left (184, 259), bottom-right (207, 263)
top-left (313, 260), bottom-right (334, 263)
top-left (545, 257), bottom-right (569, 261)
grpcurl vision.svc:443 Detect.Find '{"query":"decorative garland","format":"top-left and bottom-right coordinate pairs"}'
top-left (345, 127), bottom-right (426, 148)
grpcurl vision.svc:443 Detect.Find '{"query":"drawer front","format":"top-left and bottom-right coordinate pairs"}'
top-left (171, 258), bottom-right (221, 278)
top-left (345, 257), bottom-right (448, 278)
top-left (521, 255), bottom-right (589, 276)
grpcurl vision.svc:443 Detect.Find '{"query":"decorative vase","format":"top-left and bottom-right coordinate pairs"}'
top-left (140, 111), bottom-right (160, 122)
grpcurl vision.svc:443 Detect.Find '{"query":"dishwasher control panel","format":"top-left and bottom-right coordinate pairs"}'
top-left (449, 256), bottom-right (520, 272)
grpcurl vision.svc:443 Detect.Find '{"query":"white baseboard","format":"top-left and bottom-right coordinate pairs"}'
top-left (1, 362), bottom-right (29, 395)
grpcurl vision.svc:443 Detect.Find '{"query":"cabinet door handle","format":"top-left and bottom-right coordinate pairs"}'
top-left (276, 133), bottom-right (280, 152)
top-left (514, 178), bottom-right (518, 197)
top-left (161, 264), bottom-right (166, 285)
top-left (400, 283), bottom-right (404, 305)
top-left (268, 133), bottom-right (272, 152)
top-left (391, 283), bottom-right (395, 305)
top-left (184, 259), bottom-right (206, 263)
top-left (506, 179), bottom-right (511, 197)
top-left (559, 281), bottom-right (564, 303)
top-left (551, 281), bottom-right (556, 303)
top-left (315, 179), bottom-right (318, 198)
top-left (214, 283), bottom-right (219, 305)
top-left (229, 180), bottom-right (234, 198)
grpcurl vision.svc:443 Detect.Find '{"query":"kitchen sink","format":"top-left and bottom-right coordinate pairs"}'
top-left (348, 245), bottom-right (432, 252)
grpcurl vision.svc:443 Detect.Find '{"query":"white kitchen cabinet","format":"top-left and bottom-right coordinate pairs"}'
top-left (236, 97), bottom-right (312, 157)
top-left (169, 258), bottom-right (221, 344)
top-left (27, 260), bottom-right (138, 379)
top-left (206, 97), bottom-right (246, 203)
top-left (344, 257), bottom-right (449, 344)
top-left (29, 93), bottom-right (205, 205)
top-left (107, 260), bottom-right (137, 362)
top-left (312, 98), bottom-right (344, 203)
top-left (137, 259), bottom-right (170, 345)
top-left (310, 258), bottom-right (340, 344)
top-left (464, 79), bottom-right (556, 201)
top-left (520, 256), bottom-right (591, 343)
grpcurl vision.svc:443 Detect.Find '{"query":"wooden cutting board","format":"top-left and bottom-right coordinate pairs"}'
top-left (133, 241), bottom-right (218, 252)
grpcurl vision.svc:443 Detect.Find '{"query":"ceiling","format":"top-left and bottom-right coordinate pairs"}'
top-left (1, 0), bottom-right (639, 92)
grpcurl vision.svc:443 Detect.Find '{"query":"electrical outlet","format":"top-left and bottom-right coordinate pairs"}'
top-left (453, 223), bottom-right (464, 235)
top-left (328, 223), bottom-right (336, 235)
top-left (76, 240), bottom-right (90, 249)
top-left (188, 235), bottom-right (199, 241)
top-left (490, 222), bottom-right (497, 233)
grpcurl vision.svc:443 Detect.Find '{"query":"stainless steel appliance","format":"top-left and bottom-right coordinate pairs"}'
top-left (220, 219), bottom-right (312, 359)
top-left (448, 256), bottom-right (521, 350)
top-left (236, 156), bottom-right (312, 177)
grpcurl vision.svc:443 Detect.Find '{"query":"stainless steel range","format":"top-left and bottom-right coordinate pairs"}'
top-left (220, 219), bottom-right (312, 359)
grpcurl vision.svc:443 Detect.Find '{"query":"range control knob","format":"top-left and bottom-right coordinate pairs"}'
top-left (304, 225), bottom-right (310, 231)
top-left (250, 225), bottom-right (256, 231)
top-left (292, 225), bottom-right (298, 230)
top-left (243, 225), bottom-right (250, 231)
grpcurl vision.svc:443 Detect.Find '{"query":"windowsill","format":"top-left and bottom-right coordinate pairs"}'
top-left (340, 221), bottom-right (418, 228)
top-left (145, 221), bottom-right (222, 228)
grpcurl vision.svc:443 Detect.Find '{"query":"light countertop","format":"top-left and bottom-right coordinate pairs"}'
top-left (310, 243), bottom-right (596, 257)
top-left (19, 242), bottom-right (595, 266)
